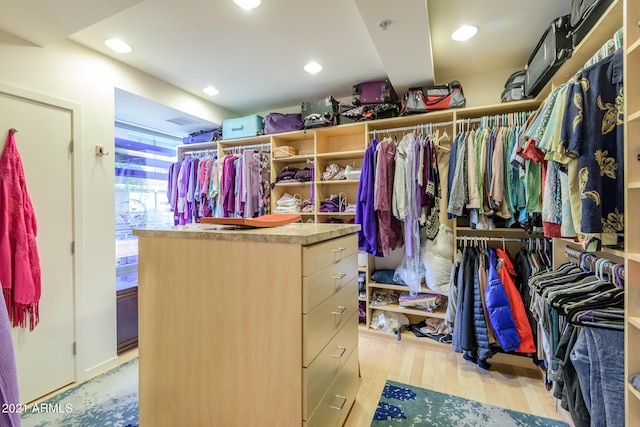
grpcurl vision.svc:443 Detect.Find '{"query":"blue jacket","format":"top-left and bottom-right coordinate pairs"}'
top-left (485, 247), bottom-right (520, 352)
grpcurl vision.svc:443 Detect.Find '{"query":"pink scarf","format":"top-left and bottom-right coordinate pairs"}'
top-left (0, 129), bottom-right (41, 330)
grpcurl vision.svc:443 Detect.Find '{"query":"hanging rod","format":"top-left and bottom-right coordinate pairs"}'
top-left (455, 111), bottom-right (535, 125)
top-left (222, 142), bottom-right (271, 152)
top-left (456, 236), bottom-right (537, 243)
top-left (563, 244), bottom-right (625, 285)
top-left (181, 148), bottom-right (217, 158)
top-left (368, 120), bottom-right (454, 135)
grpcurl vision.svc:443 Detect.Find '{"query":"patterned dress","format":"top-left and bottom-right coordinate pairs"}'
top-left (561, 49), bottom-right (624, 251)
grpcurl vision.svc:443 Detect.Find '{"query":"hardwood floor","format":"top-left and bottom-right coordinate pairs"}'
top-left (344, 331), bottom-right (575, 427)
top-left (28, 337), bottom-right (575, 426)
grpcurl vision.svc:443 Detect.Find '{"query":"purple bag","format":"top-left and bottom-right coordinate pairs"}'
top-left (182, 128), bottom-right (221, 144)
top-left (264, 112), bottom-right (304, 134)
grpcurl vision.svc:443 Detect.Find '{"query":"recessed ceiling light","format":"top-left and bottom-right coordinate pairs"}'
top-left (451, 25), bottom-right (478, 42)
top-left (234, 0), bottom-right (261, 10)
top-left (203, 86), bottom-right (220, 96)
top-left (304, 62), bottom-right (323, 74)
top-left (104, 38), bottom-right (133, 53)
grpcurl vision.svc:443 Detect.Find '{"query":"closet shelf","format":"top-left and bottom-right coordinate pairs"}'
top-left (456, 227), bottom-right (544, 238)
top-left (360, 328), bottom-right (451, 348)
top-left (628, 111), bottom-right (640, 122)
top-left (273, 181), bottom-right (311, 188)
top-left (271, 154), bottom-right (314, 163)
top-left (629, 316), bottom-right (640, 331)
top-left (316, 150), bottom-right (366, 160)
top-left (558, 238), bottom-right (625, 261)
top-left (371, 303), bottom-right (446, 319)
top-left (316, 212), bottom-right (355, 216)
top-left (629, 383), bottom-right (640, 403)
top-left (628, 253), bottom-right (640, 263)
top-left (369, 282), bottom-right (422, 292)
top-left (317, 179), bottom-right (360, 185)
top-left (628, 182), bottom-right (640, 189)
top-left (629, 38), bottom-right (640, 55)
top-left (600, 247), bottom-right (625, 259)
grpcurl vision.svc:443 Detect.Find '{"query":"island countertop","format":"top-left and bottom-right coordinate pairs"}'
top-left (133, 222), bottom-right (360, 245)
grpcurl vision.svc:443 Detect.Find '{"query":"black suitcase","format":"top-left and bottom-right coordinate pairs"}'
top-left (524, 15), bottom-right (572, 98)
top-left (501, 70), bottom-right (526, 102)
top-left (352, 79), bottom-right (398, 105)
top-left (301, 96), bottom-right (340, 128)
top-left (339, 104), bottom-right (358, 124)
top-left (569, 0), bottom-right (615, 49)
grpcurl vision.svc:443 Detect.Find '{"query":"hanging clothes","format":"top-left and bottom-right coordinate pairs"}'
top-left (356, 138), bottom-right (381, 256)
top-left (495, 248), bottom-right (536, 353)
top-left (561, 49), bottom-right (624, 251)
top-left (485, 247), bottom-right (520, 353)
top-left (446, 114), bottom-right (536, 230)
top-left (528, 252), bottom-right (624, 427)
top-left (0, 291), bottom-right (20, 426)
top-left (374, 138), bottom-right (404, 256)
top-left (0, 128), bottom-right (41, 330)
top-left (452, 240), bottom-right (545, 369)
top-left (168, 148), bottom-right (270, 223)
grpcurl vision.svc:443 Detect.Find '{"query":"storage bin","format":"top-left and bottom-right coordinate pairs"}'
top-left (345, 166), bottom-right (361, 180)
top-left (273, 146), bottom-right (298, 158)
top-left (222, 115), bottom-right (264, 140)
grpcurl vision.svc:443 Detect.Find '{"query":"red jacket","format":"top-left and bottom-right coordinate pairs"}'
top-left (496, 248), bottom-right (536, 353)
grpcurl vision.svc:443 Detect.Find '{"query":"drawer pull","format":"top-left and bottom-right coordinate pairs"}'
top-left (332, 346), bottom-right (347, 359)
top-left (332, 247), bottom-right (347, 253)
top-left (329, 395), bottom-right (347, 411)
top-left (331, 272), bottom-right (347, 280)
top-left (331, 305), bottom-right (347, 315)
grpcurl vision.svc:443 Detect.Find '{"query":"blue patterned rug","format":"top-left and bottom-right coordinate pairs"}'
top-left (371, 380), bottom-right (569, 427)
top-left (21, 358), bottom-right (138, 427)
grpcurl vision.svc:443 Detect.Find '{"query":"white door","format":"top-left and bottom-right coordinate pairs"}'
top-left (0, 90), bottom-right (75, 404)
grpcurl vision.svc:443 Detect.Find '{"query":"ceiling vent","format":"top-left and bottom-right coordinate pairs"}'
top-left (166, 116), bottom-right (197, 126)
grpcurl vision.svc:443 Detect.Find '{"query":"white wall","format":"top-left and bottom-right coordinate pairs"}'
top-left (439, 66), bottom-right (524, 107)
top-left (0, 34), bottom-right (236, 381)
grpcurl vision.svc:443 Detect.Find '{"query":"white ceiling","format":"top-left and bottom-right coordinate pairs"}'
top-left (0, 0), bottom-right (571, 136)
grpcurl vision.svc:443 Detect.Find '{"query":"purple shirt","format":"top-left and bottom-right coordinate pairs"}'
top-left (356, 138), bottom-right (381, 256)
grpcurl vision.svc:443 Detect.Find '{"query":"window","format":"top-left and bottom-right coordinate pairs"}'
top-left (115, 124), bottom-right (180, 291)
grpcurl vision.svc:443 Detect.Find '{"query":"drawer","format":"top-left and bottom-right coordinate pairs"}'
top-left (303, 278), bottom-right (357, 366)
top-left (303, 313), bottom-right (358, 419)
top-left (304, 347), bottom-right (360, 427)
top-left (303, 234), bottom-right (357, 276)
top-left (303, 252), bottom-right (357, 314)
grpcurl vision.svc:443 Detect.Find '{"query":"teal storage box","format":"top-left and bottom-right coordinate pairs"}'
top-left (222, 115), bottom-right (264, 140)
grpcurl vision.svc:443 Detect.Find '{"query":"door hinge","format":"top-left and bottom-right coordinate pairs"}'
top-left (72, 342), bottom-right (76, 356)
top-left (71, 241), bottom-right (75, 254)
top-left (69, 139), bottom-right (74, 153)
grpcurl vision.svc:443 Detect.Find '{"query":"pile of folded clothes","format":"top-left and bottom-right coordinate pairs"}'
top-left (274, 193), bottom-right (301, 213)
top-left (320, 194), bottom-right (343, 213)
top-left (321, 163), bottom-right (346, 181)
top-left (397, 293), bottom-right (442, 312)
top-left (275, 166), bottom-right (312, 184)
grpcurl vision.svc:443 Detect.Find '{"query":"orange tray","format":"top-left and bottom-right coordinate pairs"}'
top-left (200, 213), bottom-right (302, 228)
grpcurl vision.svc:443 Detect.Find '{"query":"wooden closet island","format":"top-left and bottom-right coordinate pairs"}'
top-left (133, 222), bottom-right (361, 427)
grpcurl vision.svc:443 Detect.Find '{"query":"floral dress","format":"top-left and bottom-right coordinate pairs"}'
top-left (561, 49), bottom-right (624, 251)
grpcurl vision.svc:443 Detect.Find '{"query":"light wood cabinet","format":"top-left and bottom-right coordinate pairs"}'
top-left (134, 223), bottom-right (360, 427)
top-left (624, 0), bottom-right (640, 423)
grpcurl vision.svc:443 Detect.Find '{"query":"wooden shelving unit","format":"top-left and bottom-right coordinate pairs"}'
top-left (625, 0), bottom-right (640, 422)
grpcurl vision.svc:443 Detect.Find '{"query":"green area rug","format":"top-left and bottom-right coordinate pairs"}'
top-left (21, 358), bottom-right (138, 427)
top-left (371, 380), bottom-right (568, 427)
